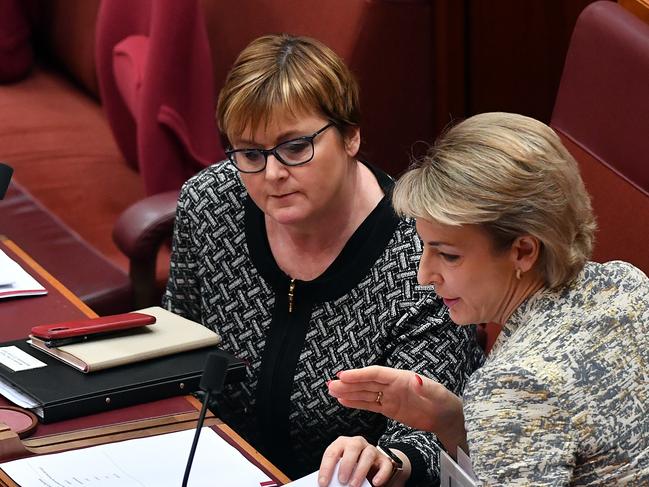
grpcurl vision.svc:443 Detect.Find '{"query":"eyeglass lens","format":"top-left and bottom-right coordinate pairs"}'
top-left (227, 123), bottom-right (334, 173)
top-left (232, 138), bottom-right (314, 172)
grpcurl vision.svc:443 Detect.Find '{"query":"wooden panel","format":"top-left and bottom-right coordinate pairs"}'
top-left (466, 0), bottom-right (600, 123)
top-left (430, 0), bottom-right (468, 135)
top-left (620, 0), bottom-right (649, 23)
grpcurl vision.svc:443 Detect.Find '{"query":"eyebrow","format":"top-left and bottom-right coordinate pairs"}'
top-left (233, 129), bottom-right (308, 147)
top-left (425, 241), bottom-right (456, 248)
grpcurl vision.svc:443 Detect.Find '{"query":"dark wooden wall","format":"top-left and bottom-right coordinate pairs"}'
top-left (431, 0), bottom-right (600, 138)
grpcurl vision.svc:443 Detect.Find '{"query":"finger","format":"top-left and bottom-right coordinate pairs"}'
top-left (337, 365), bottom-right (390, 384)
top-left (371, 454), bottom-right (396, 486)
top-left (338, 439), bottom-right (366, 484)
top-left (349, 446), bottom-right (379, 487)
top-left (337, 397), bottom-right (383, 414)
top-left (329, 389), bottom-right (382, 403)
top-left (328, 380), bottom-right (379, 396)
top-left (318, 441), bottom-right (344, 487)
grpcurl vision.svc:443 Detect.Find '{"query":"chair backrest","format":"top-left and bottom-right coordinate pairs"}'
top-left (96, 0), bottom-right (223, 196)
top-left (551, 0), bottom-right (649, 276)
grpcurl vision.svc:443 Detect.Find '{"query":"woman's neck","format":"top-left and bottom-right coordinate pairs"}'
top-left (493, 275), bottom-right (545, 327)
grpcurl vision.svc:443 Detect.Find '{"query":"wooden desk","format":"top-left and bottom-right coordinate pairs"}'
top-left (0, 237), bottom-right (289, 485)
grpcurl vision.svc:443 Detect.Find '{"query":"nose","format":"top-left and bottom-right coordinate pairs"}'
top-left (417, 250), bottom-right (443, 286)
top-left (417, 268), bottom-right (443, 286)
top-left (264, 152), bottom-right (288, 180)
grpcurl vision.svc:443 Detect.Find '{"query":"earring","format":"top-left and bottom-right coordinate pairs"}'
top-left (515, 268), bottom-right (522, 280)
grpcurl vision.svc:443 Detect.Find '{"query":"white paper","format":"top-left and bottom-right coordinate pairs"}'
top-left (456, 447), bottom-right (478, 481)
top-left (0, 427), bottom-right (273, 487)
top-left (0, 249), bottom-right (47, 299)
top-left (0, 343), bottom-right (44, 411)
top-left (0, 373), bottom-right (41, 410)
top-left (0, 345), bottom-right (46, 371)
top-left (285, 462), bottom-right (371, 487)
top-left (439, 449), bottom-right (478, 487)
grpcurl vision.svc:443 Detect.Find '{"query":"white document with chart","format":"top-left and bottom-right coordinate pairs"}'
top-left (0, 427), bottom-right (273, 486)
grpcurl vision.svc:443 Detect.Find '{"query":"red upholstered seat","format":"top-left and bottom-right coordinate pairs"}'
top-left (96, 0), bottom-right (223, 196)
top-left (551, 0), bottom-right (649, 276)
top-left (0, 0), bottom-right (33, 82)
top-left (200, 0), bottom-right (437, 177)
top-left (0, 0), bottom-right (145, 313)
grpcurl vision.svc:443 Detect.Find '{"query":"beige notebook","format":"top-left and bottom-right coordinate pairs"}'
top-left (29, 306), bottom-right (221, 373)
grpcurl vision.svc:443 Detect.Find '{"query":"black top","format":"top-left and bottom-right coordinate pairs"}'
top-left (245, 165), bottom-right (399, 470)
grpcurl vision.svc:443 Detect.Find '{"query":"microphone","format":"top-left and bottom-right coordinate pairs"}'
top-left (0, 162), bottom-right (13, 200)
top-left (182, 352), bottom-right (229, 487)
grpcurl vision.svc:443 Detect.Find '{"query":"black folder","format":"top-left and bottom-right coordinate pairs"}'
top-left (0, 339), bottom-right (246, 423)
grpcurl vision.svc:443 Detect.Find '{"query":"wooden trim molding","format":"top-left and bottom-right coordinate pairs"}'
top-left (620, 0), bottom-right (649, 24)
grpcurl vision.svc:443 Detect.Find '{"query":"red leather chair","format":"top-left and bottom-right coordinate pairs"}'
top-left (96, 0), bottom-right (223, 197)
top-left (200, 0), bottom-right (438, 177)
top-left (551, 0), bottom-right (649, 276)
top-left (0, 0), bottom-right (33, 83)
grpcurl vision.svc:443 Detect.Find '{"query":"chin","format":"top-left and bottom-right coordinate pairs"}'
top-left (448, 310), bottom-right (475, 326)
top-left (267, 206), bottom-right (309, 226)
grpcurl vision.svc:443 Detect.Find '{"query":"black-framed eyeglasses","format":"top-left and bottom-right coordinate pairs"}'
top-left (225, 122), bottom-right (335, 173)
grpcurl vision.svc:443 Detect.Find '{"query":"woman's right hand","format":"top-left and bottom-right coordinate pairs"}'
top-left (328, 366), bottom-right (467, 453)
top-left (318, 436), bottom-right (408, 487)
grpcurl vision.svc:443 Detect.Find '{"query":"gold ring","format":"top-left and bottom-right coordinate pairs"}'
top-left (375, 391), bottom-right (383, 405)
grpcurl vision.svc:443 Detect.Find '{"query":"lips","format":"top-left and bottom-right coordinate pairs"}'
top-left (270, 192), bottom-right (296, 199)
top-left (442, 297), bottom-right (460, 308)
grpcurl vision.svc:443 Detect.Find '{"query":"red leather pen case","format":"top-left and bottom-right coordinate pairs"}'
top-left (31, 312), bottom-right (156, 340)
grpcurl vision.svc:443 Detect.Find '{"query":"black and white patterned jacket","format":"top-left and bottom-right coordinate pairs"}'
top-left (163, 161), bottom-right (483, 484)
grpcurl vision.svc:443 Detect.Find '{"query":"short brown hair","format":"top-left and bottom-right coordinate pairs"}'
top-left (217, 34), bottom-right (360, 141)
top-left (393, 112), bottom-right (597, 288)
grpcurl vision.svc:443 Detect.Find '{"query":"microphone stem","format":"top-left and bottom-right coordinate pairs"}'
top-left (181, 392), bottom-right (211, 487)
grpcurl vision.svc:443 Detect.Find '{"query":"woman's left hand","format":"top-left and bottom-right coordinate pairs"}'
top-left (327, 366), bottom-right (467, 455)
top-left (318, 436), bottom-right (407, 487)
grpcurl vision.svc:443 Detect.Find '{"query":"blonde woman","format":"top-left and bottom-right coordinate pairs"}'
top-left (163, 34), bottom-right (482, 485)
top-left (328, 113), bottom-right (649, 485)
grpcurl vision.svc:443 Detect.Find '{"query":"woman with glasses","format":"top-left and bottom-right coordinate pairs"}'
top-left (163, 34), bottom-right (482, 486)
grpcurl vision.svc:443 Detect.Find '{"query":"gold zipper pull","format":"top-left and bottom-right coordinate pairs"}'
top-left (288, 279), bottom-right (296, 313)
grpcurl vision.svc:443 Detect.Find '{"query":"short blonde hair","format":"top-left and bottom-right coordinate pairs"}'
top-left (393, 112), bottom-right (596, 288)
top-left (217, 34), bottom-right (360, 141)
